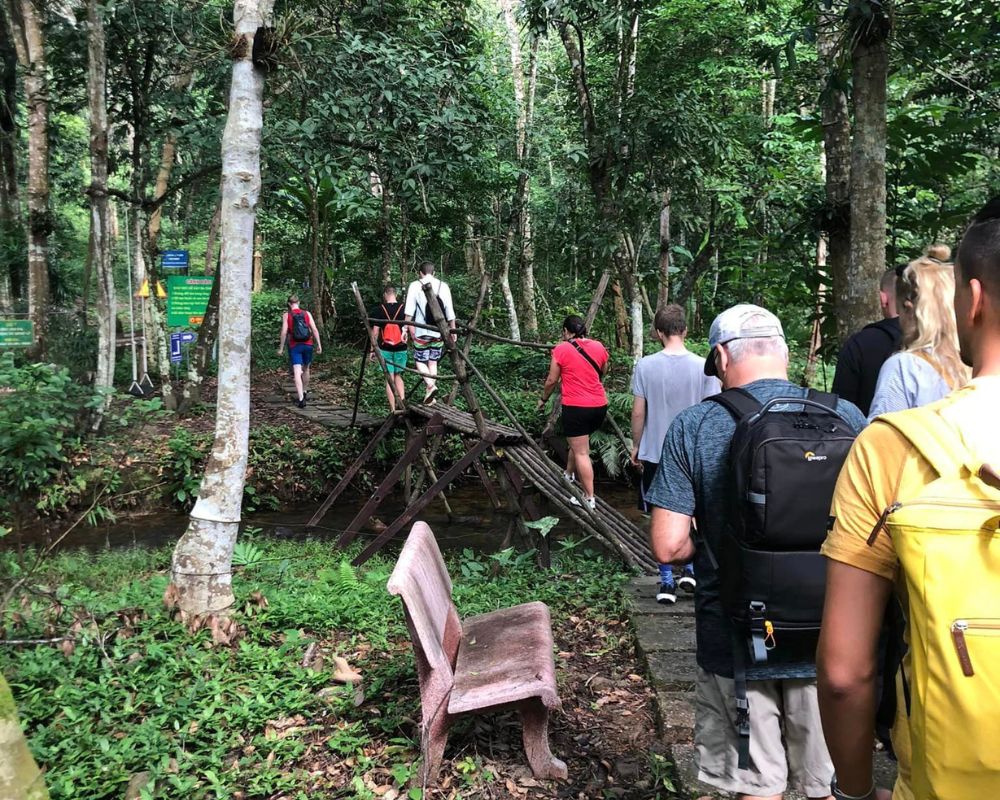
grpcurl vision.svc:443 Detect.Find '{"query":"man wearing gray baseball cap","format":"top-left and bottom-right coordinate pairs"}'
top-left (645, 303), bottom-right (868, 799)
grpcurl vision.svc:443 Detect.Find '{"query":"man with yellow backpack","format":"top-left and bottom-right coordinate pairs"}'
top-left (818, 198), bottom-right (1000, 800)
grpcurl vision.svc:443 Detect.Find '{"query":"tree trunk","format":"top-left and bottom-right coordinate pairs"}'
top-left (88, 0), bottom-right (115, 426)
top-left (463, 216), bottom-right (483, 282)
top-left (147, 132), bottom-right (177, 252)
top-left (169, 0), bottom-right (274, 619)
top-left (657, 188), bottom-right (671, 308)
top-left (845, 1), bottom-right (890, 339)
top-left (378, 166), bottom-right (392, 287)
top-left (819, 4), bottom-right (852, 344)
top-left (6, 0), bottom-right (50, 357)
top-left (0, 11), bottom-right (17, 312)
top-left (252, 230), bottom-right (262, 292)
top-left (519, 38), bottom-right (540, 339)
top-left (177, 261), bottom-right (221, 415)
top-left (497, 199), bottom-right (521, 341)
top-left (307, 179), bottom-right (323, 329)
top-left (0, 674), bottom-right (49, 800)
top-left (622, 266), bottom-right (643, 362)
top-left (204, 193), bottom-right (222, 275)
top-left (610, 280), bottom-right (628, 348)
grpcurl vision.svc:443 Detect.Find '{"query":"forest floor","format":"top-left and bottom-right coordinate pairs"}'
top-left (1, 537), bottom-right (678, 800)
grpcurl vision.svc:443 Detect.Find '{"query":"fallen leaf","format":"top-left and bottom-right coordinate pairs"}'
top-left (333, 655), bottom-right (362, 683)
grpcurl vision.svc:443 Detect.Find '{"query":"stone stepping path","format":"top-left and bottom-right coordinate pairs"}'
top-left (626, 575), bottom-right (898, 798)
top-left (265, 381), bottom-right (383, 429)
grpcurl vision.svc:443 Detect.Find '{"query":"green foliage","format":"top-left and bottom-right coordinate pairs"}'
top-left (0, 354), bottom-right (102, 518)
top-left (161, 424), bottom-right (351, 512)
top-left (2, 539), bottom-right (631, 799)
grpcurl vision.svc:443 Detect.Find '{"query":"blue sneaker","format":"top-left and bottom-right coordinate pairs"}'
top-left (656, 575), bottom-right (677, 605)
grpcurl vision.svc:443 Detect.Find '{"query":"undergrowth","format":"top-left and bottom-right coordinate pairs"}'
top-left (1, 537), bottom-right (632, 800)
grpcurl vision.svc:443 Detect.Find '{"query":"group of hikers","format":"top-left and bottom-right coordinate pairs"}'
top-left (636, 199), bottom-right (1000, 800)
top-left (274, 197), bottom-right (1000, 798)
top-left (276, 260), bottom-right (456, 410)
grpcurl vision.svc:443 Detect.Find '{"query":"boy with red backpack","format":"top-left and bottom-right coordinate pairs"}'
top-left (277, 294), bottom-right (322, 408)
top-left (369, 285), bottom-right (408, 412)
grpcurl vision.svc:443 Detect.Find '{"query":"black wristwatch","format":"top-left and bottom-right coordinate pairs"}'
top-left (830, 777), bottom-right (876, 800)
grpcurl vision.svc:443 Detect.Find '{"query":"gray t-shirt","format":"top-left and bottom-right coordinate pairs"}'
top-left (646, 379), bottom-right (868, 679)
top-left (868, 350), bottom-right (952, 421)
top-left (631, 349), bottom-right (721, 463)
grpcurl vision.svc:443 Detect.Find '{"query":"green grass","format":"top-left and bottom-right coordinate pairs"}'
top-left (1, 537), bottom-right (633, 799)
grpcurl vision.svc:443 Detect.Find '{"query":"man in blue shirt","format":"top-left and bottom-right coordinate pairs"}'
top-left (646, 304), bottom-right (867, 800)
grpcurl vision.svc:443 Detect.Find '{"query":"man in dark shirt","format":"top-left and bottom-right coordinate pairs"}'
top-left (369, 286), bottom-right (408, 412)
top-left (831, 268), bottom-right (903, 416)
top-left (647, 304), bottom-right (867, 799)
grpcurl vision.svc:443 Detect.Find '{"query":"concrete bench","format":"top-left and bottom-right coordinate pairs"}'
top-left (387, 521), bottom-right (567, 783)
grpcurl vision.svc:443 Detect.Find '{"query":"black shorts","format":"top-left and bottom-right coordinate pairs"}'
top-left (561, 404), bottom-right (608, 438)
top-left (638, 459), bottom-right (659, 512)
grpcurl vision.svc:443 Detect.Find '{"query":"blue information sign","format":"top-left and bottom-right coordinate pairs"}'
top-left (161, 249), bottom-right (190, 269)
top-left (169, 331), bottom-right (197, 363)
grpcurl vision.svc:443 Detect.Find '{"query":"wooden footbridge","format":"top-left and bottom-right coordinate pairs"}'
top-left (305, 281), bottom-right (655, 574)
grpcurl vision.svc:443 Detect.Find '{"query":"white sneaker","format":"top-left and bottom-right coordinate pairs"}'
top-left (562, 472), bottom-right (576, 484)
top-left (586, 496), bottom-right (596, 510)
top-left (569, 495), bottom-right (581, 506)
top-left (678, 574), bottom-right (696, 593)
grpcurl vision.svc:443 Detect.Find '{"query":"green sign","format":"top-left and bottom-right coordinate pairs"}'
top-left (0, 319), bottom-right (34, 347)
top-left (166, 276), bottom-right (214, 327)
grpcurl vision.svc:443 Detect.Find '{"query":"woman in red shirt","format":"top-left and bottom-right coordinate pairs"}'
top-left (537, 315), bottom-right (609, 509)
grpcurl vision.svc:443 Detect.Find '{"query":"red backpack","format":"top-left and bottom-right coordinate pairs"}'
top-left (381, 304), bottom-right (404, 346)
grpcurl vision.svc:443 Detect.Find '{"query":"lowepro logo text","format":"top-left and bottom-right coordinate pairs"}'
top-left (804, 451), bottom-right (828, 462)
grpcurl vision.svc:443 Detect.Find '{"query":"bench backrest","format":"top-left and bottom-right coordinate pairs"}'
top-left (387, 522), bottom-right (462, 692)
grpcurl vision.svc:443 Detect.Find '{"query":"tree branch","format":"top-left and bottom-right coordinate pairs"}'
top-left (100, 163), bottom-right (221, 211)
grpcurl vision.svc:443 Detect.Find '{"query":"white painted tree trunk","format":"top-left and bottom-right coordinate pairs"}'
top-left (0, 674), bottom-right (48, 799)
top-left (88, 0), bottom-right (115, 426)
top-left (169, 0), bottom-right (273, 618)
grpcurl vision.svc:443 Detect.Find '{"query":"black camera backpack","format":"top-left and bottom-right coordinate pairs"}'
top-left (708, 387), bottom-right (858, 767)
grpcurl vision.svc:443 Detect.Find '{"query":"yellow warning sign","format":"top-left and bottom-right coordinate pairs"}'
top-left (135, 280), bottom-right (167, 299)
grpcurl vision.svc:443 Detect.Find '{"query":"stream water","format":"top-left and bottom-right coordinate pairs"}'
top-left (9, 481), bottom-right (646, 557)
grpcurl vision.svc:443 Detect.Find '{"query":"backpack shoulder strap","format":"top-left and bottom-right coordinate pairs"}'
top-left (877, 406), bottom-right (967, 478)
top-left (707, 387), bottom-right (762, 421)
top-left (569, 339), bottom-right (604, 380)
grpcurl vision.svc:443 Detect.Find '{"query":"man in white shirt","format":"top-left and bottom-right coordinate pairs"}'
top-left (404, 261), bottom-right (456, 403)
top-left (631, 304), bottom-right (720, 603)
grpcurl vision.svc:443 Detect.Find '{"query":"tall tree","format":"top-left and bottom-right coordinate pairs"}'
top-left (87, 0), bottom-right (115, 424)
top-left (3, 0), bottom-right (49, 356)
top-left (818, 3), bottom-right (852, 343)
top-left (844, 0), bottom-right (892, 337)
top-left (168, 0), bottom-right (274, 618)
top-left (0, 9), bottom-right (17, 313)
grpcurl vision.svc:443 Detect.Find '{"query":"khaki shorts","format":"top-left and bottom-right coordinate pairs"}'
top-left (694, 668), bottom-right (833, 797)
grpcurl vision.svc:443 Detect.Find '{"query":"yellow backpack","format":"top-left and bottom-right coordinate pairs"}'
top-left (877, 407), bottom-right (1000, 799)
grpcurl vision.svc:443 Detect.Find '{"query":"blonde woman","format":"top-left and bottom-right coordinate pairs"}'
top-left (867, 244), bottom-right (970, 420)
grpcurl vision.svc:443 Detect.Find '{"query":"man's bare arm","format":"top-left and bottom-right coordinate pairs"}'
top-left (309, 315), bottom-right (322, 354)
top-left (276, 316), bottom-right (288, 355)
top-left (630, 396), bottom-right (646, 467)
top-left (650, 508), bottom-right (695, 564)
top-left (817, 560), bottom-right (894, 799)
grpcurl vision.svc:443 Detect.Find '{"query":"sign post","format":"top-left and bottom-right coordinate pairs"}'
top-left (0, 319), bottom-right (34, 348)
top-left (166, 276), bottom-right (214, 327)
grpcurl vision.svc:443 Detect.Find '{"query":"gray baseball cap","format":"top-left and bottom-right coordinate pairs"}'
top-left (704, 304), bottom-right (785, 377)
